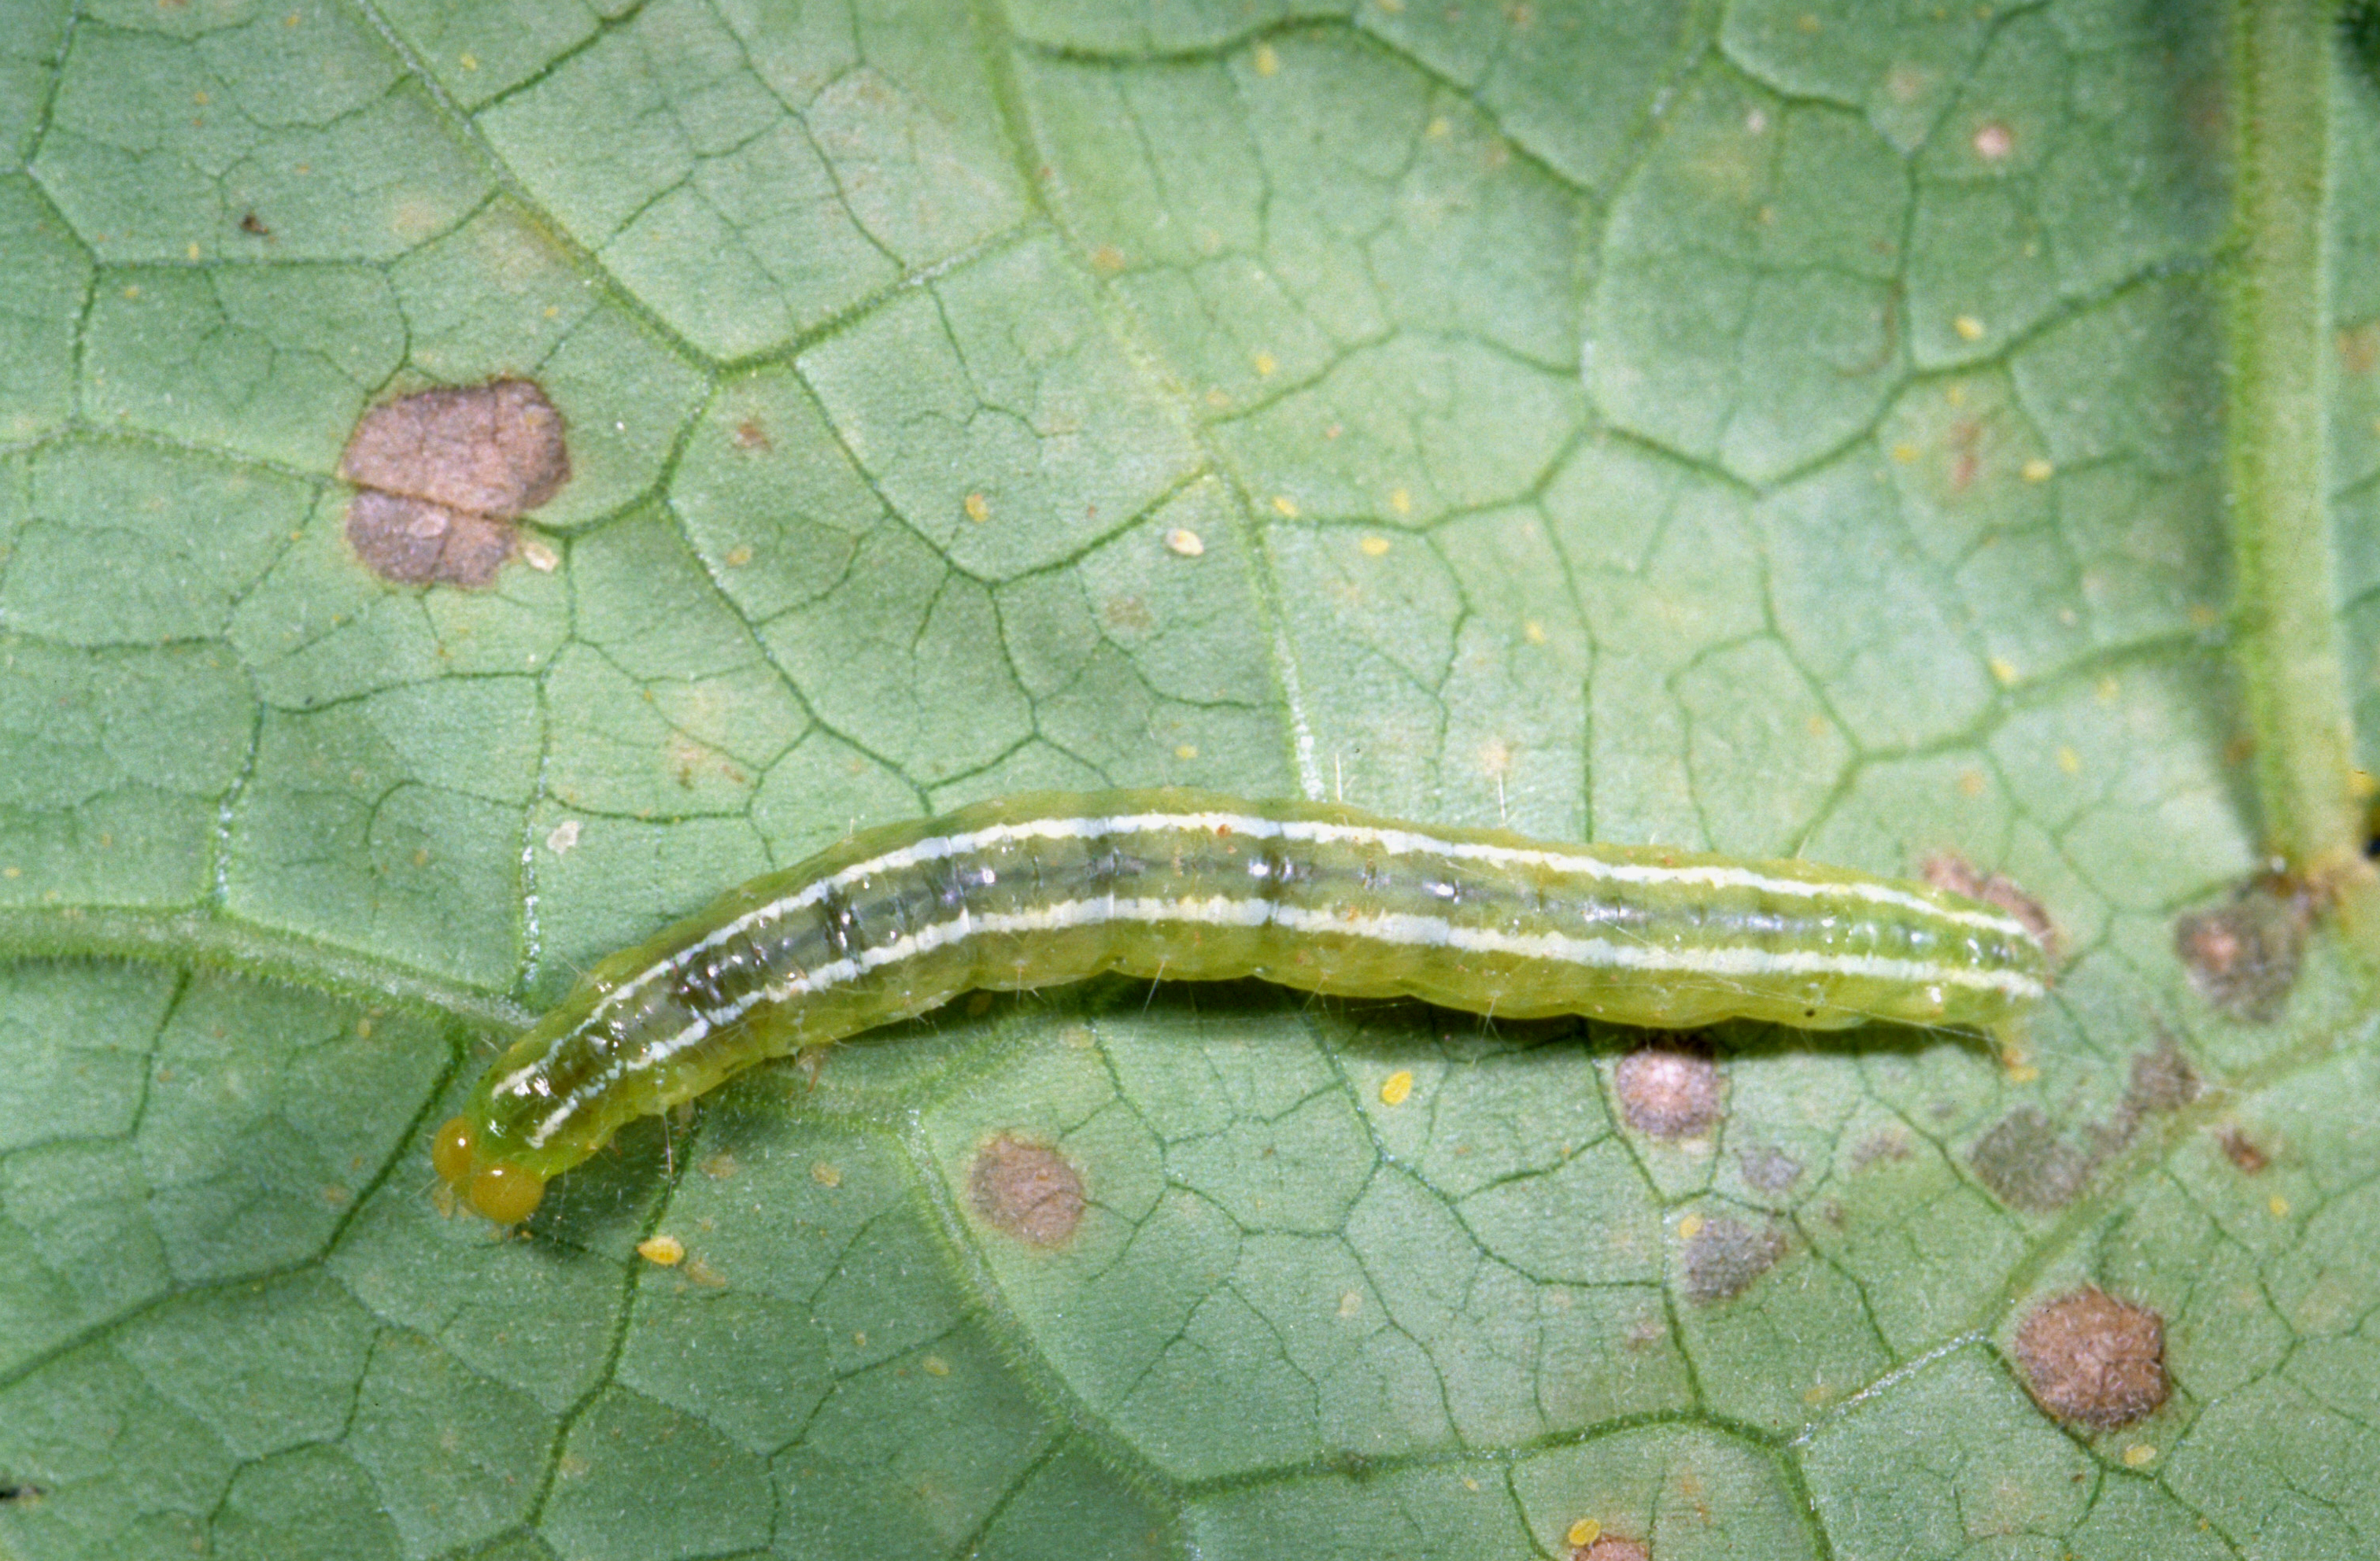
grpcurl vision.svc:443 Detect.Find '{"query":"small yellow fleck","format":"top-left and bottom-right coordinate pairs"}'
top-left (1805, 713), bottom-right (1830, 739)
top-left (1359, 535), bottom-right (1391, 557)
top-left (2352, 769), bottom-right (2378, 800)
top-left (1380, 1070), bottom-right (1415, 1105)
top-left (1163, 527), bottom-right (1205, 558)
top-left (922, 1354), bottom-right (951, 1377)
top-left (1944, 383), bottom-right (1967, 409)
top-left (2123, 1443), bottom-right (2157, 1468)
top-left (284, 10), bottom-right (301, 25)
top-left (812, 1161), bottom-right (843, 1188)
top-left (1089, 242), bottom-right (1125, 273)
top-left (520, 539), bottom-right (559, 572)
top-left (852, 1330), bottom-right (867, 1348)
top-left (1388, 488), bottom-right (1412, 515)
top-left (1377, 0), bottom-right (1403, 11)
top-left (1566, 1519), bottom-right (1602, 1548)
top-left (724, 544), bottom-right (754, 567)
top-left (1804, 1382), bottom-right (1831, 1405)
top-left (637, 1234), bottom-right (686, 1267)
top-left (412, 847), bottom-right (431, 868)
top-left (1957, 769), bottom-right (1986, 799)
top-left (2188, 603), bottom-right (2223, 629)
top-left (458, 51), bottom-right (479, 71)
top-left (1, 867), bottom-right (18, 879)
top-left (1890, 441), bottom-right (1920, 463)
top-left (964, 491), bottom-right (990, 523)
top-left (2057, 746), bottom-right (2081, 775)
top-left (1677, 1213), bottom-right (1705, 1241)
top-left (1253, 42), bottom-right (1279, 76)
top-left (1205, 387), bottom-right (1232, 410)
top-left (1954, 314), bottom-right (1986, 341)
top-left (1796, 12), bottom-right (1820, 32)
top-left (187, 242), bottom-right (201, 261)
top-left (2006, 1063), bottom-right (2041, 1084)
top-left (2021, 457), bottom-right (2055, 482)
top-left (123, 284), bottom-right (141, 300)
top-left (1337, 1289), bottom-right (1364, 1317)
top-left (355, 1017), bottom-right (373, 1039)
top-left (1425, 116), bottom-right (1451, 139)
top-left (1253, 350), bottom-right (1277, 376)
top-left (2096, 676), bottom-right (2121, 703)
top-left (1462, 1478), bottom-right (1480, 1492)
top-left (1524, 620), bottom-right (1547, 644)
top-left (1273, 495), bottom-right (1300, 518)
top-left (2268, 1194), bottom-right (2290, 1218)
top-left (1174, 743), bottom-right (1199, 760)
top-left (1988, 656), bottom-right (2019, 686)
top-left (685, 1257), bottom-right (727, 1287)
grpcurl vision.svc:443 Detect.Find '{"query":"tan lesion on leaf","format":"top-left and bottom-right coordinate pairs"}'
top-left (340, 378), bottom-right (570, 588)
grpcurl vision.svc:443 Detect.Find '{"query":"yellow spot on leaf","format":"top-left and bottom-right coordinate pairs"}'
top-left (1377, 0), bottom-right (1403, 11)
top-left (637, 1234), bottom-right (686, 1267)
top-left (2021, 457), bottom-right (2055, 482)
top-left (684, 1257), bottom-right (727, 1287)
top-left (1989, 657), bottom-right (2019, 685)
top-left (459, 52), bottom-right (479, 71)
top-left (1089, 242), bottom-right (1125, 273)
top-left (922, 1355), bottom-right (951, 1376)
top-left (2268, 1194), bottom-right (2290, 1218)
top-left (545, 819), bottom-right (581, 854)
top-left (2352, 769), bottom-right (2378, 799)
top-left (1253, 350), bottom-right (1277, 376)
top-left (1164, 527), bottom-right (1205, 557)
top-left (1388, 488), bottom-right (1413, 515)
top-left (1175, 743), bottom-right (1199, 760)
top-left (1677, 1213), bottom-right (1704, 1240)
top-left (724, 544), bottom-right (754, 567)
top-left (1338, 1289), bottom-right (1364, 1317)
top-left (1890, 441), bottom-right (1920, 463)
top-left (964, 491), bottom-right (990, 523)
top-left (1360, 535), bottom-right (1391, 557)
top-left (1380, 1070), bottom-right (1414, 1105)
top-left (1272, 495), bottom-right (1299, 518)
top-left (1426, 116), bottom-right (1451, 139)
top-left (2057, 747), bottom-right (2081, 775)
top-left (1253, 42), bottom-right (1279, 76)
top-left (2096, 676), bottom-right (2121, 703)
top-left (521, 539), bottom-right (559, 572)
top-left (1567, 1519), bottom-right (1602, 1548)
top-left (187, 242), bottom-right (201, 261)
top-left (2123, 1443), bottom-right (2157, 1468)
top-left (1957, 769), bottom-right (1986, 799)
top-left (1524, 620), bottom-right (1547, 644)
top-left (812, 1161), bottom-right (843, 1188)
top-left (1954, 314), bottom-right (1986, 341)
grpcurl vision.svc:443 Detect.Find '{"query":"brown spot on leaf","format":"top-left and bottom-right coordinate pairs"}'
top-left (1682, 1215), bottom-right (1788, 1304)
top-left (1970, 1106), bottom-right (2101, 1210)
top-left (1737, 1142), bottom-right (1802, 1192)
top-left (969, 1133), bottom-right (1085, 1248)
top-left (1972, 1035), bottom-right (2201, 1209)
top-left (2012, 1286), bottom-right (2168, 1430)
top-left (2218, 1125), bottom-right (2270, 1173)
top-left (1924, 853), bottom-right (2062, 962)
top-left (340, 378), bottom-right (569, 588)
top-left (1615, 1045), bottom-right (1724, 1139)
top-left (2120, 1035), bottom-right (2201, 1116)
top-left (2175, 881), bottom-right (2310, 1022)
top-left (239, 211), bottom-right (270, 236)
top-left (1578, 1539), bottom-right (1649, 1561)
top-left (733, 418), bottom-right (771, 451)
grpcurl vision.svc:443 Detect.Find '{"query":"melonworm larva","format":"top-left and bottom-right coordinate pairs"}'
top-left (435, 789), bottom-right (2049, 1221)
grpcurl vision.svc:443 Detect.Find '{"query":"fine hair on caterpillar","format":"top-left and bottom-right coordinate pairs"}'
top-left (434, 788), bottom-right (2052, 1222)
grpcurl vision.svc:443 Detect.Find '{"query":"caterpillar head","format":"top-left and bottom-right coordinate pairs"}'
top-left (431, 1114), bottom-right (549, 1223)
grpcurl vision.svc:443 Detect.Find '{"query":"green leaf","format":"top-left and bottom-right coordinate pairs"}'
top-left (2, 1), bottom-right (2374, 1557)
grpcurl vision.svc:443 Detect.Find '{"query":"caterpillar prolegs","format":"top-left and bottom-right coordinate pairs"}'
top-left (435, 789), bottom-right (2049, 1221)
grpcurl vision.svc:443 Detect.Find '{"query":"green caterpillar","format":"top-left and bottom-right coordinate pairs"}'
top-left (436, 789), bottom-right (2049, 1221)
